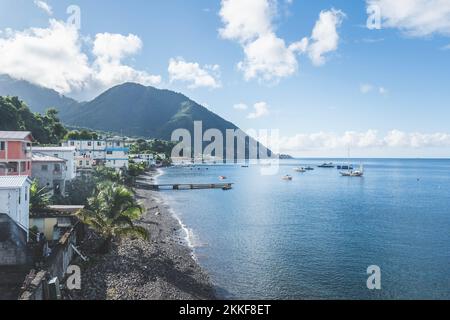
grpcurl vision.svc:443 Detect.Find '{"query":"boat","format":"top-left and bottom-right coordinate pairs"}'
top-left (305, 166), bottom-right (314, 171)
top-left (318, 162), bottom-right (335, 168)
top-left (219, 176), bottom-right (227, 180)
top-left (241, 165), bottom-right (249, 168)
top-left (282, 175), bottom-right (293, 181)
top-left (340, 165), bottom-right (364, 177)
top-left (337, 164), bottom-right (354, 170)
top-left (294, 167), bottom-right (306, 173)
top-left (222, 185), bottom-right (232, 191)
top-left (339, 148), bottom-right (363, 177)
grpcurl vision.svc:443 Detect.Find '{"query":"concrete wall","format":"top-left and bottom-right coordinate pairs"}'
top-left (32, 162), bottom-right (66, 195)
top-left (0, 214), bottom-right (29, 266)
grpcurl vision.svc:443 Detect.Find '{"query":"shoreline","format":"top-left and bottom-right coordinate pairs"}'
top-left (73, 169), bottom-right (216, 300)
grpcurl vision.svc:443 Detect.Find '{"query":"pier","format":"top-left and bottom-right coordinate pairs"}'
top-left (135, 181), bottom-right (234, 191)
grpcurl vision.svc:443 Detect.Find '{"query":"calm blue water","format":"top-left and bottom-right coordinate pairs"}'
top-left (157, 159), bottom-right (450, 300)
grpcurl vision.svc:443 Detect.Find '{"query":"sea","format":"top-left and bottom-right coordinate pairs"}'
top-left (156, 159), bottom-right (450, 300)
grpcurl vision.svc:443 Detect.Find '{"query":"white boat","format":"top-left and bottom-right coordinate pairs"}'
top-left (283, 175), bottom-right (293, 181)
top-left (294, 167), bottom-right (306, 173)
top-left (340, 164), bottom-right (364, 177)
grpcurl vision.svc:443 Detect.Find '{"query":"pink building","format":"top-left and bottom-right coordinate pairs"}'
top-left (0, 131), bottom-right (33, 177)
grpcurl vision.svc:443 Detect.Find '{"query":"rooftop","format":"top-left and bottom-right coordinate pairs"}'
top-left (0, 131), bottom-right (32, 141)
top-left (32, 146), bottom-right (76, 152)
top-left (32, 153), bottom-right (66, 163)
top-left (0, 176), bottom-right (31, 189)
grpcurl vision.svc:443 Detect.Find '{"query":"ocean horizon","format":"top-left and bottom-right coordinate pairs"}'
top-left (156, 158), bottom-right (450, 300)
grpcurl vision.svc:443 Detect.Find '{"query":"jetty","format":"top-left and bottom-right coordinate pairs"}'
top-left (135, 181), bottom-right (234, 191)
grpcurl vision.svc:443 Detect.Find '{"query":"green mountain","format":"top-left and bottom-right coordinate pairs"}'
top-left (0, 75), bottom-right (80, 115)
top-left (63, 82), bottom-right (240, 140)
top-left (0, 77), bottom-right (270, 157)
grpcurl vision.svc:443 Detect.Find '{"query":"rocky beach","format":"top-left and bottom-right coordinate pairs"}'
top-left (72, 170), bottom-right (216, 300)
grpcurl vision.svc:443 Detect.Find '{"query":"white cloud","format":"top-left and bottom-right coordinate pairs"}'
top-left (360, 83), bottom-right (388, 95)
top-left (247, 101), bottom-right (270, 119)
top-left (91, 33), bottom-right (161, 91)
top-left (0, 20), bottom-right (161, 100)
top-left (366, 0), bottom-right (450, 37)
top-left (268, 130), bottom-right (450, 153)
top-left (219, 0), bottom-right (344, 82)
top-left (0, 20), bottom-right (91, 94)
top-left (233, 103), bottom-right (249, 110)
top-left (307, 9), bottom-right (345, 66)
top-left (34, 0), bottom-right (53, 16)
top-left (168, 58), bottom-right (221, 89)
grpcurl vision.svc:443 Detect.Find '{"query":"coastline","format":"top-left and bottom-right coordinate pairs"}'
top-left (73, 169), bottom-right (216, 300)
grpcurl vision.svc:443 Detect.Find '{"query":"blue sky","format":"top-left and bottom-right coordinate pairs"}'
top-left (1, 0), bottom-right (450, 157)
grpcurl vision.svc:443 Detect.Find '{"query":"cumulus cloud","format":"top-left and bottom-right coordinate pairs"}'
top-left (219, 0), bottom-right (344, 82)
top-left (91, 33), bottom-right (161, 91)
top-left (0, 20), bottom-right (161, 100)
top-left (267, 130), bottom-right (450, 153)
top-left (366, 0), bottom-right (450, 37)
top-left (247, 101), bottom-right (270, 119)
top-left (307, 9), bottom-right (345, 66)
top-left (0, 20), bottom-right (91, 94)
top-left (168, 58), bottom-right (221, 89)
top-left (34, 0), bottom-right (53, 15)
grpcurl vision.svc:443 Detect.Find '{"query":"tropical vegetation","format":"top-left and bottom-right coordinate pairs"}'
top-left (76, 182), bottom-right (148, 253)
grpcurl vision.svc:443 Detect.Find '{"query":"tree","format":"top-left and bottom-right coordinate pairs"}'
top-left (64, 130), bottom-right (99, 141)
top-left (0, 96), bottom-right (67, 145)
top-left (30, 180), bottom-right (51, 213)
top-left (76, 182), bottom-right (148, 253)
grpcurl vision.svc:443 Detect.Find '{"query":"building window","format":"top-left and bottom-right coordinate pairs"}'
top-left (20, 162), bottom-right (26, 172)
top-left (97, 142), bottom-right (102, 146)
top-left (88, 142), bottom-right (92, 146)
top-left (27, 162), bottom-right (30, 170)
top-left (25, 187), bottom-right (28, 201)
top-left (79, 160), bottom-right (83, 166)
top-left (42, 165), bottom-right (48, 171)
top-left (54, 154), bottom-right (59, 158)
top-left (86, 161), bottom-right (90, 166)
top-left (107, 151), bottom-right (113, 155)
top-left (54, 164), bottom-right (61, 172)
top-left (116, 142), bottom-right (120, 147)
top-left (70, 141), bottom-right (75, 146)
top-left (0, 141), bottom-right (5, 151)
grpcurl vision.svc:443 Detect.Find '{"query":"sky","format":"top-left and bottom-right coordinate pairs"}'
top-left (0, 0), bottom-right (450, 157)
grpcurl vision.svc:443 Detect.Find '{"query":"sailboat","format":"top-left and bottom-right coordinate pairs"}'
top-left (340, 148), bottom-right (364, 177)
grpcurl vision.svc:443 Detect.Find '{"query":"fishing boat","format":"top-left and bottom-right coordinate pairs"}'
top-left (283, 175), bottom-right (293, 181)
top-left (294, 167), bottom-right (306, 173)
top-left (318, 162), bottom-right (334, 168)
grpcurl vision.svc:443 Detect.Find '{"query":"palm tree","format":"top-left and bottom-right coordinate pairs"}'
top-left (76, 182), bottom-right (148, 253)
top-left (30, 179), bottom-right (51, 213)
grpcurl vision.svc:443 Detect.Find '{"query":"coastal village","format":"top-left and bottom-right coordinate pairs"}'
top-left (0, 130), bottom-right (179, 300)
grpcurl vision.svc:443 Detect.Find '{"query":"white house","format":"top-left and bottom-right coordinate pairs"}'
top-left (32, 146), bottom-right (77, 181)
top-left (63, 137), bottom-right (129, 170)
top-left (130, 154), bottom-right (156, 167)
top-left (0, 176), bottom-right (31, 238)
